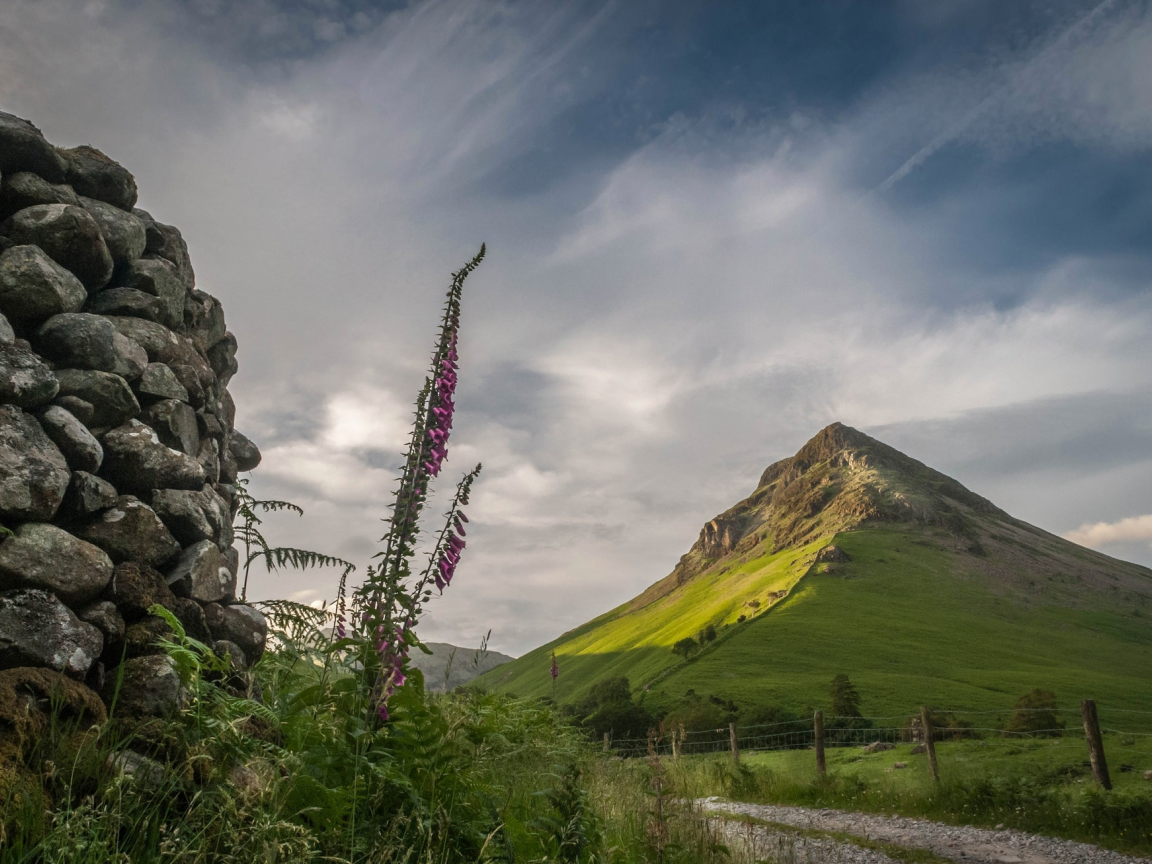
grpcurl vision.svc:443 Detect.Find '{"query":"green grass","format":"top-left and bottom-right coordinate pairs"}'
top-left (478, 525), bottom-right (1152, 725)
top-left (663, 735), bottom-right (1152, 856)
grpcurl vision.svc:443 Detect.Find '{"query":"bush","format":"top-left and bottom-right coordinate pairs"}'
top-left (1008, 689), bottom-right (1065, 737)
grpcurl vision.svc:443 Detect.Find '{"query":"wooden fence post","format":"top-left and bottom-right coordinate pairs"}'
top-left (730, 722), bottom-right (739, 765)
top-left (920, 706), bottom-right (940, 784)
top-left (672, 727), bottom-right (680, 759)
top-left (603, 732), bottom-right (610, 753)
top-left (1081, 699), bottom-right (1112, 790)
top-left (814, 709), bottom-right (826, 775)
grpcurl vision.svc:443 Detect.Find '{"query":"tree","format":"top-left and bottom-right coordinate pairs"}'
top-left (830, 674), bottom-right (862, 718)
top-left (697, 624), bottom-right (717, 644)
top-left (672, 637), bottom-right (698, 660)
top-left (1007, 689), bottom-right (1064, 737)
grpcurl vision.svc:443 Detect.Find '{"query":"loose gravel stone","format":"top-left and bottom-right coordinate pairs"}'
top-left (702, 799), bottom-right (1148, 864)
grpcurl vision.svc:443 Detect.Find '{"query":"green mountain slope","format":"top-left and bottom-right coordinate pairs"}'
top-left (410, 641), bottom-right (515, 693)
top-left (476, 424), bottom-right (1152, 718)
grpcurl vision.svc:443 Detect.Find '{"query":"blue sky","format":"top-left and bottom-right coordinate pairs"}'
top-left (3, 0), bottom-right (1151, 654)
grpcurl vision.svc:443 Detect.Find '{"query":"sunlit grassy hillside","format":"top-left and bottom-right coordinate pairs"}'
top-left (476, 425), bottom-right (1152, 720)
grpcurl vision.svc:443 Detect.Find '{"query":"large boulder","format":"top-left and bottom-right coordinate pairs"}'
top-left (140, 399), bottom-right (198, 456)
top-left (123, 615), bottom-right (173, 658)
top-left (102, 655), bottom-right (185, 717)
top-left (0, 342), bottom-right (59, 408)
top-left (0, 312), bottom-right (13, 344)
top-left (0, 245), bottom-right (87, 325)
top-left (135, 209), bottom-right (194, 291)
top-left (228, 430), bottom-right (261, 472)
top-left (0, 522), bottom-right (113, 605)
top-left (152, 486), bottom-right (230, 548)
top-left (207, 332), bottom-right (238, 386)
top-left (34, 312), bottom-right (147, 380)
top-left (0, 172), bottom-right (81, 222)
top-left (54, 369), bottom-right (139, 431)
top-left (197, 438), bottom-right (220, 485)
top-left (167, 540), bottom-right (227, 602)
top-left (36, 404), bottom-right (103, 472)
top-left (135, 362), bottom-right (188, 404)
top-left (115, 259), bottom-right (186, 330)
top-left (84, 287), bottom-right (167, 325)
top-left (203, 602), bottom-right (267, 664)
top-left (60, 470), bottom-right (118, 520)
top-left (74, 495), bottom-right (181, 568)
top-left (102, 560), bottom-right (176, 620)
top-left (0, 589), bottom-right (102, 679)
top-left (0, 112), bottom-right (67, 182)
top-left (60, 145), bottom-right (138, 211)
top-left (0, 204), bottom-right (114, 289)
top-left (53, 394), bottom-right (94, 425)
top-left (76, 600), bottom-right (126, 647)
top-left (169, 597), bottom-right (211, 643)
top-left (184, 290), bottom-right (227, 353)
top-left (100, 420), bottom-right (205, 493)
top-left (77, 196), bottom-right (146, 266)
top-left (0, 404), bottom-right (70, 520)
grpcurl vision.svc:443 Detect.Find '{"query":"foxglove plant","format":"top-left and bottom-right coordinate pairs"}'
top-left (352, 245), bottom-right (485, 722)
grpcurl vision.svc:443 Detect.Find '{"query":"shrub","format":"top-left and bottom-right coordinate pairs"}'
top-left (1008, 688), bottom-right (1065, 737)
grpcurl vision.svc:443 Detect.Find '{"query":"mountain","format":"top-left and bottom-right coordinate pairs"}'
top-left (475, 423), bottom-right (1152, 718)
top-left (410, 641), bottom-right (515, 693)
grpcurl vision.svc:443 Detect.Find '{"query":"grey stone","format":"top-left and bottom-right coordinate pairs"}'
top-left (106, 317), bottom-right (214, 405)
top-left (0, 204), bottom-right (114, 289)
top-left (219, 440), bottom-right (239, 484)
top-left (123, 615), bottom-right (173, 658)
top-left (0, 588), bottom-right (102, 679)
top-left (74, 495), bottom-right (181, 568)
top-left (152, 486), bottom-right (230, 548)
top-left (0, 404), bottom-right (70, 520)
top-left (139, 399), bottom-right (198, 456)
top-left (0, 172), bottom-right (80, 221)
top-left (0, 342), bottom-right (58, 408)
top-left (0, 522), bottom-right (114, 606)
top-left (84, 286), bottom-right (167, 324)
top-left (0, 311), bottom-right (12, 345)
top-left (53, 394), bottom-right (94, 425)
top-left (102, 561), bottom-right (175, 621)
top-left (34, 312), bottom-right (147, 380)
top-left (228, 430), bottom-right (261, 472)
top-left (169, 597), bottom-right (211, 643)
top-left (100, 421), bottom-right (205, 494)
top-left (197, 411), bottom-right (224, 441)
top-left (215, 388), bottom-right (236, 430)
top-left (108, 750), bottom-right (164, 786)
top-left (184, 290), bottom-right (227, 353)
top-left (167, 539), bottom-right (224, 601)
top-left (135, 362), bottom-right (188, 404)
top-left (116, 259), bottom-right (185, 330)
top-left (60, 145), bottom-right (138, 211)
top-left (77, 600), bottom-right (126, 646)
top-left (863, 742), bottom-right (895, 754)
top-left (134, 209), bottom-right (194, 291)
top-left (60, 470), bottom-right (118, 520)
top-left (204, 602), bottom-right (266, 664)
top-left (0, 245), bottom-right (87, 324)
top-left (54, 369), bottom-right (139, 431)
top-left (77, 196), bottom-right (146, 266)
top-left (197, 438), bottom-right (220, 485)
top-left (0, 112), bottom-right (68, 182)
top-left (207, 331), bottom-right (238, 386)
top-left (213, 639), bottom-right (247, 672)
top-left (37, 404), bottom-right (103, 472)
top-left (102, 655), bottom-right (185, 717)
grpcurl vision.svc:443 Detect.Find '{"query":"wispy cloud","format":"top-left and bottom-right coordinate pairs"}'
top-left (1066, 514), bottom-right (1152, 548)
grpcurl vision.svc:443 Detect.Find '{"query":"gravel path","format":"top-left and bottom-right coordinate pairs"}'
top-left (702, 798), bottom-right (1150, 864)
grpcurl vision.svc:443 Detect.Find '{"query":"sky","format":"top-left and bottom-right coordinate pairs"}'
top-left (2, 0), bottom-right (1151, 656)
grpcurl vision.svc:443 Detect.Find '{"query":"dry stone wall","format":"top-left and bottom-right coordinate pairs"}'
top-left (0, 111), bottom-right (266, 718)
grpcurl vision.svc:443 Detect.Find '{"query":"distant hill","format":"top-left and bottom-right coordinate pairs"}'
top-left (411, 641), bottom-right (516, 693)
top-left (475, 423), bottom-right (1152, 719)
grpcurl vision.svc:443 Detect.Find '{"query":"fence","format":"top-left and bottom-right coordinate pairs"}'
top-left (602, 700), bottom-right (1152, 790)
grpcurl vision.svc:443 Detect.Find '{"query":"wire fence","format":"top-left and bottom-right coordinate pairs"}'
top-left (602, 704), bottom-right (1152, 765)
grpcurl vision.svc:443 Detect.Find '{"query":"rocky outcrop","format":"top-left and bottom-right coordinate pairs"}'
top-left (0, 112), bottom-right (263, 717)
